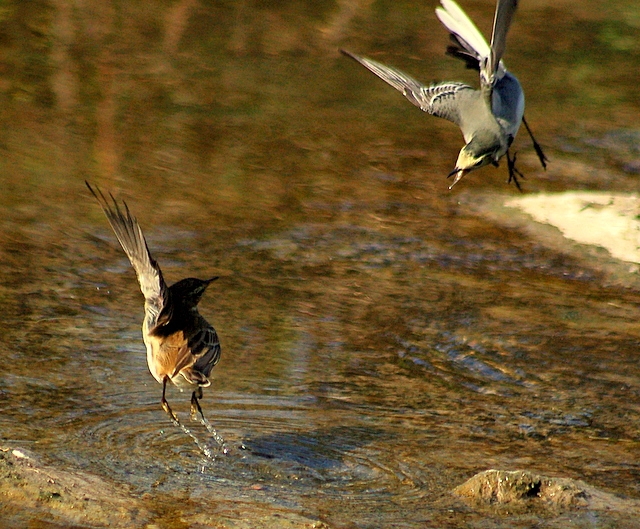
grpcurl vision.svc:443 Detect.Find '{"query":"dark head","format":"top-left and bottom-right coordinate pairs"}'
top-left (169, 276), bottom-right (218, 307)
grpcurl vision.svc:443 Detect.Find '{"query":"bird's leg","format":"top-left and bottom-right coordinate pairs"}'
top-left (507, 151), bottom-right (525, 192)
top-left (522, 115), bottom-right (548, 170)
top-left (191, 388), bottom-right (227, 452)
top-left (190, 386), bottom-right (203, 421)
top-left (161, 377), bottom-right (216, 459)
top-left (190, 389), bottom-right (205, 423)
top-left (161, 376), bottom-right (181, 426)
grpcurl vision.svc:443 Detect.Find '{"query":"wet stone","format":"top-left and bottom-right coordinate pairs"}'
top-left (0, 446), bottom-right (151, 528)
top-left (454, 469), bottom-right (640, 514)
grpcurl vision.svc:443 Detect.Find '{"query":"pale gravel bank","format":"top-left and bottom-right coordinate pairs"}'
top-left (506, 192), bottom-right (639, 266)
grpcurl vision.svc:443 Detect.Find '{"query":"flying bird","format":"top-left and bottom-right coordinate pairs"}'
top-left (342, 0), bottom-right (547, 189)
top-left (87, 182), bottom-right (225, 450)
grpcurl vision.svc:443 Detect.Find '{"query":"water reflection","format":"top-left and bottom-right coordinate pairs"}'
top-left (1, 0), bottom-right (639, 527)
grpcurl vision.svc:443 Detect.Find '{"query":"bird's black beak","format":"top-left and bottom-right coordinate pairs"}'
top-left (206, 276), bottom-right (219, 285)
top-left (447, 169), bottom-right (468, 190)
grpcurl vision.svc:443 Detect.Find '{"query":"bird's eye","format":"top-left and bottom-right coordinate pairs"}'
top-left (474, 148), bottom-right (497, 166)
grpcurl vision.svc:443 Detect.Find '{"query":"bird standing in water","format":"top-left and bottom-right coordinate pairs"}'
top-left (87, 182), bottom-right (225, 451)
top-left (342, 0), bottom-right (547, 189)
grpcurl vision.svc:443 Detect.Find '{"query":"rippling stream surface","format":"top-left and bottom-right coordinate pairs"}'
top-left (0, 1), bottom-right (639, 527)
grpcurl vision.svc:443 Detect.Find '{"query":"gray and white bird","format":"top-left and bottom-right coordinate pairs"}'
top-left (342, 0), bottom-right (547, 189)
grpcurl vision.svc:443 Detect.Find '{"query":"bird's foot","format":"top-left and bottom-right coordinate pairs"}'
top-left (507, 151), bottom-right (525, 192)
top-left (522, 115), bottom-right (549, 170)
top-left (532, 140), bottom-right (549, 170)
top-left (162, 399), bottom-right (181, 426)
top-left (191, 391), bottom-right (228, 453)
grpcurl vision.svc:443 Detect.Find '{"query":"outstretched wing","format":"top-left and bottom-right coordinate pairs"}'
top-left (436, 0), bottom-right (491, 62)
top-left (488, 0), bottom-right (519, 79)
top-left (436, 0), bottom-right (518, 94)
top-left (341, 49), bottom-right (473, 126)
top-left (86, 182), bottom-right (170, 326)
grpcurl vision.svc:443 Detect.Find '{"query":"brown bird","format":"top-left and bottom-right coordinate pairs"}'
top-left (86, 182), bottom-right (224, 447)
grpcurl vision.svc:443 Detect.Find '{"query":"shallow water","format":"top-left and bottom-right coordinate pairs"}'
top-left (0, 0), bottom-right (639, 527)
